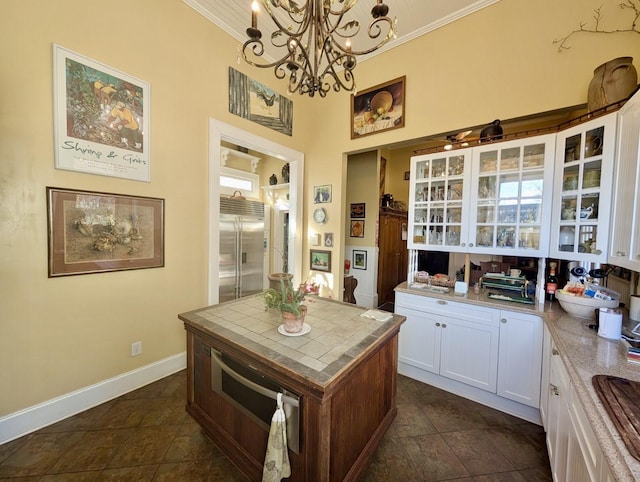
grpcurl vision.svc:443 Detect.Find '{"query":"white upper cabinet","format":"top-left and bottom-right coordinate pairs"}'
top-left (407, 108), bottom-right (630, 260)
top-left (408, 135), bottom-right (555, 256)
top-left (408, 149), bottom-right (473, 252)
top-left (609, 90), bottom-right (640, 270)
top-left (550, 112), bottom-right (617, 262)
top-left (468, 135), bottom-right (556, 256)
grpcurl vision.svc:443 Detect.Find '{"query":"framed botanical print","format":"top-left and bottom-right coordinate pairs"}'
top-left (47, 187), bottom-right (164, 277)
top-left (353, 250), bottom-right (367, 270)
top-left (313, 185), bottom-right (332, 203)
top-left (310, 249), bottom-right (331, 272)
top-left (350, 220), bottom-right (364, 238)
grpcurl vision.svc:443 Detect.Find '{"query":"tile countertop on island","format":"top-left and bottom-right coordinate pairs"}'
top-left (178, 294), bottom-right (405, 390)
top-left (395, 281), bottom-right (640, 482)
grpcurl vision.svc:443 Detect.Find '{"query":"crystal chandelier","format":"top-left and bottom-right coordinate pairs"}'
top-left (242, 0), bottom-right (397, 98)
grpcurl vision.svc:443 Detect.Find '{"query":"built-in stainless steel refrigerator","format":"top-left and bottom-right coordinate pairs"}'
top-left (219, 197), bottom-right (265, 303)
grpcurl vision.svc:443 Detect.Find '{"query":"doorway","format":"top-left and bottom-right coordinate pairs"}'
top-left (208, 119), bottom-right (304, 305)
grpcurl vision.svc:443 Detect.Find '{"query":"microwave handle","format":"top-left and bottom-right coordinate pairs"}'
top-left (211, 350), bottom-right (300, 408)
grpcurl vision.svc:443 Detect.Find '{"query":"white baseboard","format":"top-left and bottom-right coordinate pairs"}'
top-left (0, 352), bottom-right (186, 445)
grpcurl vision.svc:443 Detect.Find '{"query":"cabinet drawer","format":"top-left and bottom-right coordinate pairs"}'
top-left (396, 291), bottom-right (499, 325)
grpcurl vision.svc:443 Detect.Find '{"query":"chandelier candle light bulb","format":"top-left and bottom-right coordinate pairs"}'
top-left (251, 0), bottom-right (259, 29)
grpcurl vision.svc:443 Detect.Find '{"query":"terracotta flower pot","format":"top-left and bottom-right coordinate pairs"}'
top-left (282, 305), bottom-right (307, 333)
top-left (268, 272), bottom-right (293, 290)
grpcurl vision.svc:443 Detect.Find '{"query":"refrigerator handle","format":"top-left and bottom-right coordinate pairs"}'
top-left (236, 217), bottom-right (243, 298)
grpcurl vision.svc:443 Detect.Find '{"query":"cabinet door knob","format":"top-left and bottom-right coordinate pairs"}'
top-left (550, 383), bottom-right (559, 396)
top-left (501, 318), bottom-right (507, 323)
top-left (442, 323), bottom-right (447, 328)
top-left (461, 243), bottom-right (466, 247)
top-left (437, 300), bottom-right (448, 305)
top-left (469, 243), bottom-right (474, 247)
top-left (552, 348), bottom-right (559, 356)
top-left (435, 322), bottom-right (441, 327)
top-left (617, 251), bottom-right (627, 256)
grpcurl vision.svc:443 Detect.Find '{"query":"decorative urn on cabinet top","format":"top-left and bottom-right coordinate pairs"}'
top-left (587, 57), bottom-right (637, 112)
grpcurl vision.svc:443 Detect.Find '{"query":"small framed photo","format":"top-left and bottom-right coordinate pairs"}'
top-left (350, 203), bottom-right (365, 219)
top-left (310, 249), bottom-right (331, 272)
top-left (350, 220), bottom-right (365, 238)
top-left (324, 232), bottom-right (334, 248)
top-left (313, 185), bottom-right (332, 203)
top-left (353, 250), bottom-right (367, 270)
top-left (351, 76), bottom-right (406, 139)
top-left (47, 187), bottom-right (164, 277)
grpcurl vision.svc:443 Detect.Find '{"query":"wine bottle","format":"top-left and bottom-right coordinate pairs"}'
top-left (546, 262), bottom-right (558, 301)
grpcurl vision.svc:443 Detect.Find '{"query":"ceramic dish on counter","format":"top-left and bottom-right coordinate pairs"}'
top-left (278, 323), bottom-right (311, 337)
top-left (556, 290), bottom-right (619, 319)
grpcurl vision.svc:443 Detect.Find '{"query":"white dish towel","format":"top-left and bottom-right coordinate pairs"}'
top-left (262, 393), bottom-right (291, 482)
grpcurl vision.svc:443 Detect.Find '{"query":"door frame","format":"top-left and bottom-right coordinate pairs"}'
top-left (208, 119), bottom-right (304, 305)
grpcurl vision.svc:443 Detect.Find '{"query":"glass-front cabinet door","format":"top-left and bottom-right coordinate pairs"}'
top-left (610, 91), bottom-right (640, 271)
top-left (408, 149), bottom-right (472, 252)
top-left (468, 134), bottom-right (556, 256)
top-left (550, 112), bottom-right (617, 262)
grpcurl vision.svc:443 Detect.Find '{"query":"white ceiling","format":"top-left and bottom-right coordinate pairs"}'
top-left (183, 0), bottom-right (500, 63)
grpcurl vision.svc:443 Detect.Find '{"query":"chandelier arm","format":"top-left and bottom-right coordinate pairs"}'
top-left (243, 0), bottom-right (396, 97)
top-left (325, 0), bottom-right (359, 16)
top-left (243, 39), bottom-right (299, 68)
top-left (260, 0), bottom-right (310, 38)
top-left (316, 1), bottom-right (362, 47)
top-left (345, 17), bottom-right (395, 56)
top-left (318, 37), bottom-right (356, 93)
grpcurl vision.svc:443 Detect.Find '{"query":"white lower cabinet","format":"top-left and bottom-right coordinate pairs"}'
top-left (546, 343), bottom-right (571, 481)
top-left (497, 310), bottom-right (543, 407)
top-left (542, 324), bottom-right (613, 482)
top-left (396, 297), bottom-right (499, 392)
top-left (396, 304), bottom-right (441, 374)
top-left (540, 323), bottom-right (552, 427)
top-left (395, 291), bottom-right (542, 422)
top-left (439, 310), bottom-right (499, 392)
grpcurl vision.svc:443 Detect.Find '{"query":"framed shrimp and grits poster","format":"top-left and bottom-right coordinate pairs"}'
top-left (53, 44), bottom-right (151, 182)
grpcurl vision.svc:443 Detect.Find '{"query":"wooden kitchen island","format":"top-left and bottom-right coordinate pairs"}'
top-left (179, 295), bottom-right (405, 482)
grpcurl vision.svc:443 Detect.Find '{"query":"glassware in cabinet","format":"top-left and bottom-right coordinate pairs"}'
top-left (469, 135), bottom-right (555, 255)
top-left (408, 150), bottom-right (472, 251)
top-left (550, 113), bottom-right (617, 261)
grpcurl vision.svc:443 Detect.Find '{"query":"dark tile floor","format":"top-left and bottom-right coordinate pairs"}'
top-left (0, 371), bottom-right (551, 481)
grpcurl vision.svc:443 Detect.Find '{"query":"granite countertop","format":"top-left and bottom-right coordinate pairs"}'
top-left (395, 281), bottom-right (640, 482)
top-left (179, 294), bottom-right (405, 389)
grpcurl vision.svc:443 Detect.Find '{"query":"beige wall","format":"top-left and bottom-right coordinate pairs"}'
top-left (345, 151), bottom-right (378, 247)
top-left (2, 0), bottom-right (639, 417)
top-left (0, 0), bottom-right (313, 416)
top-left (381, 147), bottom-right (411, 208)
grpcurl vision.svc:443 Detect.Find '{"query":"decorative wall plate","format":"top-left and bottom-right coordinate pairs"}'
top-left (313, 207), bottom-right (327, 224)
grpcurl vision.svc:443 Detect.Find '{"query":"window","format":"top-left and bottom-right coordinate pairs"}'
top-left (219, 167), bottom-right (260, 199)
